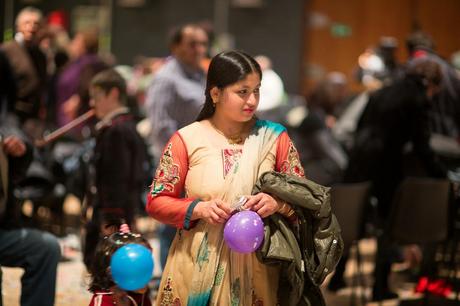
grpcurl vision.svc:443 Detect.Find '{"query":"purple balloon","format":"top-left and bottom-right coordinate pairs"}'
top-left (224, 210), bottom-right (264, 253)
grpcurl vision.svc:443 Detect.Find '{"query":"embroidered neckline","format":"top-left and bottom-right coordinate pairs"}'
top-left (209, 120), bottom-right (244, 145)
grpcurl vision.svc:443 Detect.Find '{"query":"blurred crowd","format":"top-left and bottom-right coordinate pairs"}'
top-left (291, 33), bottom-right (460, 301)
top-left (1, 5), bottom-right (460, 306)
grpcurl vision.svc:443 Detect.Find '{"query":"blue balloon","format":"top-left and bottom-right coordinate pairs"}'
top-left (110, 244), bottom-right (154, 291)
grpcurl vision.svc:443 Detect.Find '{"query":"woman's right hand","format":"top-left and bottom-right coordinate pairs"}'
top-left (192, 199), bottom-right (232, 225)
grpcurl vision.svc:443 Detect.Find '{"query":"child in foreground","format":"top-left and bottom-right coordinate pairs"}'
top-left (88, 224), bottom-right (152, 306)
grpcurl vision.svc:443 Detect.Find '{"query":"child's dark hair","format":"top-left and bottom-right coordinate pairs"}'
top-left (88, 231), bottom-right (151, 292)
top-left (91, 68), bottom-right (128, 104)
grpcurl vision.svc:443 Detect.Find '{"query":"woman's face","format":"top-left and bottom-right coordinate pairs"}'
top-left (214, 72), bottom-right (261, 122)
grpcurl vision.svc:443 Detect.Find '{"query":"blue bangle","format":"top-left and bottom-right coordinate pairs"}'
top-left (184, 199), bottom-right (201, 230)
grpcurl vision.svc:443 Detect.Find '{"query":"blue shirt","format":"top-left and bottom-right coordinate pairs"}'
top-left (145, 57), bottom-right (206, 159)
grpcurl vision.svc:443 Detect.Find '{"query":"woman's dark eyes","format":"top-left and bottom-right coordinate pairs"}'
top-left (237, 89), bottom-right (259, 95)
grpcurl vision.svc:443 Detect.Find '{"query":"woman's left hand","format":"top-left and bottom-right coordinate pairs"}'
top-left (242, 193), bottom-right (281, 218)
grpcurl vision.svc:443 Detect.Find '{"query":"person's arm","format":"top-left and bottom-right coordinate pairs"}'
top-left (275, 132), bottom-right (306, 220)
top-left (244, 131), bottom-right (305, 219)
top-left (146, 132), bottom-right (199, 229)
top-left (275, 131), bottom-right (305, 178)
top-left (4, 135), bottom-right (33, 183)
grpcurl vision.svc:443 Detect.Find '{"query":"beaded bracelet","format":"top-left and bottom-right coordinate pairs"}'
top-left (276, 198), bottom-right (295, 218)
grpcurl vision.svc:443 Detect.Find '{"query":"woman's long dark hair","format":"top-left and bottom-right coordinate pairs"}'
top-left (196, 50), bottom-right (262, 121)
top-left (88, 231), bottom-right (150, 292)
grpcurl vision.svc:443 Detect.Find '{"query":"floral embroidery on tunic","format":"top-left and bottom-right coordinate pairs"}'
top-left (222, 148), bottom-right (242, 178)
top-left (230, 278), bottom-right (241, 306)
top-left (280, 141), bottom-right (305, 177)
top-left (151, 143), bottom-right (180, 196)
top-left (252, 291), bottom-right (264, 306)
top-left (196, 232), bottom-right (209, 271)
top-left (173, 298), bottom-right (181, 306)
top-left (213, 264), bottom-right (225, 287)
top-left (160, 277), bottom-right (181, 306)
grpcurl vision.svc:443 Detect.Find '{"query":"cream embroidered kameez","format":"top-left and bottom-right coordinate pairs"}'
top-left (147, 120), bottom-right (304, 306)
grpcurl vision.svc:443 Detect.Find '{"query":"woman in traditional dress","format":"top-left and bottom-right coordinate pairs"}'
top-left (147, 50), bottom-right (304, 306)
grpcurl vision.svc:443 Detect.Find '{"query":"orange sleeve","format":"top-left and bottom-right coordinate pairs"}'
top-left (275, 131), bottom-right (305, 177)
top-left (146, 132), bottom-right (199, 229)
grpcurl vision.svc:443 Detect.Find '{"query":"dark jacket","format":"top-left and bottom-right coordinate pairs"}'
top-left (1, 41), bottom-right (47, 120)
top-left (253, 171), bottom-right (343, 306)
top-left (345, 75), bottom-right (446, 217)
top-left (88, 111), bottom-right (147, 225)
top-left (0, 49), bottom-right (17, 114)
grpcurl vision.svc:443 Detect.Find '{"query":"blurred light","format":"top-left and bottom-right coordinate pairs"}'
top-left (231, 0), bottom-right (264, 8)
top-left (117, 0), bottom-right (146, 7)
top-left (358, 51), bottom-right (384, 72)
top-left (309, 12), bottom-right (330, 29)
top-left (330, 23), bottom-right (352, 38)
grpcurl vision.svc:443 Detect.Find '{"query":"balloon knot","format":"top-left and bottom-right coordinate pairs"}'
top-left (120, 224), bottom-right (130, 233)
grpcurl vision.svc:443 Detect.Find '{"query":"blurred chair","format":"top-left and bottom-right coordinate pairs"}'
top-left (388, 177), bottom-right (450, 244)
top-left (386, 177), bottom-right (454, 306)
top-left (331, 181), bottom-right (371, 306)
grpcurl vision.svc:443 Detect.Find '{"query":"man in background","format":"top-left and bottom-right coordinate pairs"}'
top-left (1, 7), bottom-right (47, 123)
top-left (0, 127), bottom-right (60, 306)
top-left (145, 23), bottom-right (209, 160)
